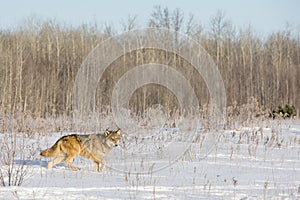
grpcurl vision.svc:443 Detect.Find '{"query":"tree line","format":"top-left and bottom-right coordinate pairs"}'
top-left (0, 7), bottom-right (299, 118)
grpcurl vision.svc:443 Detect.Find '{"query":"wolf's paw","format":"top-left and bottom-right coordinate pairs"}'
top-left (70, 167), bottom-right (79, 171)
top-left (46, 162), bottom-right (52, 169)
top-left (100, 166), bottom-right (105, 172)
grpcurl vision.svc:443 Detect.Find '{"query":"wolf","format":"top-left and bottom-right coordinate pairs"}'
top-left (40, 129), bottom-right (121, 172)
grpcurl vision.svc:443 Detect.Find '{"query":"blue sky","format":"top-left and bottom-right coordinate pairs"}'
top-left (0, 0), bottom-right (299, 34)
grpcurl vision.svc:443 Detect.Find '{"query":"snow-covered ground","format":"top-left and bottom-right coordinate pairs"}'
top-left (0, 120), bottom-right (300, 199)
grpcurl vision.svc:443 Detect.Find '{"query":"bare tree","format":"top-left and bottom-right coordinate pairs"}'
top-left (0, 11), bottom-right (299, 118)
top-left (121, 15), bottom-right (138, 31)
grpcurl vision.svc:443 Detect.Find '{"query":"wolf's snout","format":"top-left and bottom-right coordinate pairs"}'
top-left (115, 144), bottom-right (118, 147)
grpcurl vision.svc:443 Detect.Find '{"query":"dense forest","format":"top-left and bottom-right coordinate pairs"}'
top-left (0, 7), bottom-right (299, 119)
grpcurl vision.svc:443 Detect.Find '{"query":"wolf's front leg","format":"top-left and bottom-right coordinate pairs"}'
top-left (100, 159), bottom-right (106, 171)
top-left (47, 155), bottom-right (67, 169)
top-left (93, 161), bottom-right (99, 172)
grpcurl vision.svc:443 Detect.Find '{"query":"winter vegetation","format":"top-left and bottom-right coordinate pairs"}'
top-left (0, 106), bottom-right (299, 199)
top-left (0, 7), bottom-right (299, 117)
top-left (0, 6), bottom-right (299, 200)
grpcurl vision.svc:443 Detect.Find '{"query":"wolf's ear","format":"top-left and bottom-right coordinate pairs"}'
top-left (104, 129), bottom-right (110, 137)
top-left (116, 129), bottom-right (121, 135)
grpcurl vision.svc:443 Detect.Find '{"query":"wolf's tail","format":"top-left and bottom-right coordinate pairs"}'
top-left (40, 142), bottom-right (60, 157)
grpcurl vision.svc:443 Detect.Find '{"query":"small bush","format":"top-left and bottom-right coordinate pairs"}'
top-left (0, 133), bottom-right (34, 186)
top-left (271, 104), bottom-right (297, 119)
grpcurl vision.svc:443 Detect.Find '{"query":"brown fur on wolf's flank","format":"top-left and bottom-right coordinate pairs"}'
top-left (40, 129), bottom-right (121, 172)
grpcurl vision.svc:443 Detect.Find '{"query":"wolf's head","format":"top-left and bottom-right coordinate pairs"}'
top-left (105, 129), bottom-right (121, 147)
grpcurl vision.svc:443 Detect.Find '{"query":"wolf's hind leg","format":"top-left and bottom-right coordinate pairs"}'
top-left (46, 154), bottom-right (67, 169)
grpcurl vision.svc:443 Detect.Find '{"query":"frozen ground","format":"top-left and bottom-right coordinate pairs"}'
top-left (0, 120), bottom-right (300, 199)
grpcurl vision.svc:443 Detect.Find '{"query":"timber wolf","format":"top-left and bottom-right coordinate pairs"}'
top-left (40, 129), bottom-right (121, 172)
